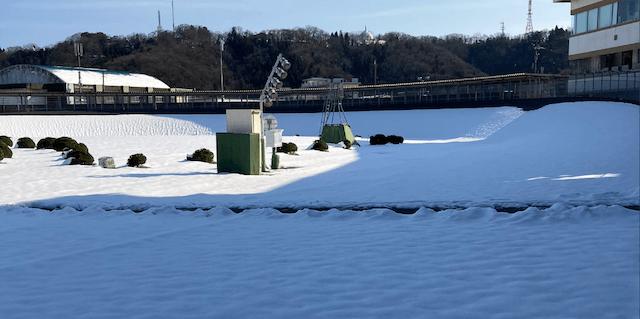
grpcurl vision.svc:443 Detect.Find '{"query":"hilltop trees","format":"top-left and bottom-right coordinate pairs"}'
top-left (0, 25), bottom-right (570, 90)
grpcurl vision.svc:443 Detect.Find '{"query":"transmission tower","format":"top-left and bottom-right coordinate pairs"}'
top-left (525, 0), bottom-right (534, 34)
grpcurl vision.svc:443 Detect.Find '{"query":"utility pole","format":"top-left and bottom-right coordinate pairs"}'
top-left (74, 43), bottom-right (83, 91)
top-left (220, 40), bottom-right (225, 91)
top-left (533, 44), bottom-right (543, 73)
top-left (374, 59), bottom-right (377, 85)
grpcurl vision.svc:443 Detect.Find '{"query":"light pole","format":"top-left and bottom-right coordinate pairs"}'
top-left (374, 59), bottom-right (377, 85)
top-left (74, 42), bottom-right (83, 106)
top-left (259, 53), bottom-right (291, 171)
top-left (220, 39), bottom-right (224, 91)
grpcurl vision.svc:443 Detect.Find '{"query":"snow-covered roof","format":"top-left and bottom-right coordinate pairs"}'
top-left (0, 65), bottom-right (170, 89)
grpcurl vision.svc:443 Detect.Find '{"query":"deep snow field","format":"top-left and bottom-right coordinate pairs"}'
top-left (0, 101), bottom-right (638, 318)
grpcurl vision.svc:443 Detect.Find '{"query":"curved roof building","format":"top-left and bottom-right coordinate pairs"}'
top-left (0, 64), bottom-right (170, 92)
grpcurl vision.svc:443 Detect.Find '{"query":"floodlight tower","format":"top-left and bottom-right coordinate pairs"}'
top-left (259, 53), bottom-right (291, 170)
top-left (525, 0), bottom-right (534, 34)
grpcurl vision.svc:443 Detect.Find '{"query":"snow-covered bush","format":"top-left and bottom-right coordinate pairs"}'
top-left (277, 142), bottom-right (298, 154)
top-left (37, 137), bottom-right (57, 149)
top-left (311, 140), bottom-right (328, 151)
top-left (369, 134), bottom-right (388, 145)
top-left (387, 135), bottom-right (404, 144)
top-left (63, 142), bottom-right (94, 165)
top-left (127, 153), bottom-right (147, 167)
top-left (343, 140), bottom-right (352, 149)
top-left (0, 136), bottom-right (13, 147)
top-left (73, 143), bottom-right (89, 155)
top-left (52, 137), bottom-right (78, 152)
top-left (17, 137), bottom-right (36, 148)
top-left (67, 150), bottom-right (95, 165)
top-left (0, 142), bottom-right (12, 158)
top-left (187, 148), bottom-right (214, 163)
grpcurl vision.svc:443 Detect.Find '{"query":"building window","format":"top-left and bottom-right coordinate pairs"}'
top-left (600, 53), bottom-right (618, 70)
top-left (621, 50), bottom-right (633, 69)
top-left (575, 11), bottom-right (588, 34)
top-left (572, 0), bottom-right (640, 35)
top-left (599, 4), bottom-right (615, 28)
top-left (587, 8), bottom-right (599, 30)
top-left (618, 0), bottom-right (640, 24)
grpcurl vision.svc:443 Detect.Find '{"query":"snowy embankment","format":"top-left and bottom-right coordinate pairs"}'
top-left (0, 101), bottom-right (638, 318)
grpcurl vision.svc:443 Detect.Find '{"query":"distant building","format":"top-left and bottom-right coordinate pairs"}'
top-left (301, 77), bottom-right (361, 88)
top-left (356, 27), bottom-right (385, 45)
top-left (555, 0), bottom-right (639, 73)
top-left (0, 64), bottom-right (171, 93)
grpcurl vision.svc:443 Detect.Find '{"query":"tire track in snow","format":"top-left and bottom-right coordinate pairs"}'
top-left (465, 108), bottom-right (526, 140)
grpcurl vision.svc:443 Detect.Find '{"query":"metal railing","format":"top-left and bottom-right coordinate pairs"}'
top-left (0, 73), bottom-right (575, 113)
top-left (568, 70), bottom-right (640, 98)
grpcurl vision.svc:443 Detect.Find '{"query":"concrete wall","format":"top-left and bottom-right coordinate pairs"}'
top-left (569, 21), bottom-right (640, 58)
top-left (570, 0), bottom-right (609, 11)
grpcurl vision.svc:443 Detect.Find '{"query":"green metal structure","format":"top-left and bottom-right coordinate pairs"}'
top-left (216, 133), bottom-right (261, 175)
top-left (320, 124), bottom-right (356, 145)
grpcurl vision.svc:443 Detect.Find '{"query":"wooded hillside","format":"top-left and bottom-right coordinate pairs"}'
top-left (0, 25), bottom-right (570, 90)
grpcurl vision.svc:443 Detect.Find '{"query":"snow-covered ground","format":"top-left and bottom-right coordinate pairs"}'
top-left (0, 101), bottom-right (638, 318)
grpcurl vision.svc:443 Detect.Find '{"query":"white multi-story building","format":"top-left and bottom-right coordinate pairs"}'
top-left (555, 0), bottom-right (639, 73)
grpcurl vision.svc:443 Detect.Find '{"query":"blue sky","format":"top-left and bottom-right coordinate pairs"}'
top-left (1, 0), bottom-right (571, 49)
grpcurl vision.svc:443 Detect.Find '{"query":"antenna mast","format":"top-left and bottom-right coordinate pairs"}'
top-left (157, 11), bottom-right (162, 33)
top-left (172, 1), bottom-right (175, 33)
top-left (525, 0), bottom-right (534, 34)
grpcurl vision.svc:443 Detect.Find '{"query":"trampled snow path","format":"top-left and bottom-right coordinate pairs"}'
top-left (0, 204), bottom-right (638, 319)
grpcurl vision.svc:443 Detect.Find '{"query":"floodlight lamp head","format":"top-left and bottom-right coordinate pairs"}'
top-left (275, 67), bottom-right (287, 80)
top-left (269, 77), bottom-right (283, 89)
top-left (268, 88), bottom-right (278, 99)
top-left (279, 57), bottom-right (291, 70)
top-left (263, 97), bottom-right (273, 107)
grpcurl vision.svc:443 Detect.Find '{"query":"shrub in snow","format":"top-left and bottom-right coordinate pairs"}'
top-left (277, 142), bottom-right (298, 154)
top-left (0, 142), bottom-right (12, 158)
top-left (0, 136), bottom-right (13, 147)
top-left (343, 139), bottom-right (352, 149)
top-left (311, 140), bottom-right (328, 151)
top-left (387, 135), bottom-right (404, 144)
top-left (17, 137), bottom-right (36, 148)
top-left (369, 134), bottom-right (388, 145)
top-left (64, 142), bottom-right (94, 165)
top-left (37, 137), bottom-right (57, 149)
top-left (127, 153), bottom-right (147, 167)
top-left (187, 148), bottom-right (214, 163)
top-left (67, 150), bottom-right (94, 165)
top-left (0, 147), bottom-right (4, 161)
top-left (73, 143), bottom-right (89, 154)
top-left (52, 137), bottom-right (78, 152)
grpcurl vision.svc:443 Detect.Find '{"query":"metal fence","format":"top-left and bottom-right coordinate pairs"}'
top-left (0, 73), bottom-right (590, 114)
top-left (568, 70), bottom-right (640, 98)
